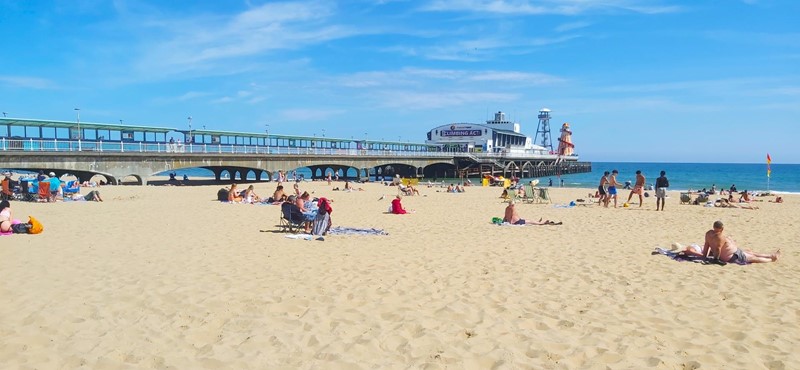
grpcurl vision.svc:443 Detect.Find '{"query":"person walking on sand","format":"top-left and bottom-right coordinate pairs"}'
top-left (607, 170), bottom-right (622, 208)
top-left (626, 170), bottom-right (646, 207)
top-left (655, 170), bottom-right (669, 211)
top-left (702, 220), bottom-right (779, 264)
top-left (598, 171), bottom-right (610, 207)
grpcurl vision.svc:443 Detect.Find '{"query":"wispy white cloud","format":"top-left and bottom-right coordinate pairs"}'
top-left (0, 75), bottom-right (57, 89)
top-left (134, 2), bottom-right (358, 77)
top-left (337, 67), bottom-right (564, 88)
top-left (419, 0), bottom-right (682, 15)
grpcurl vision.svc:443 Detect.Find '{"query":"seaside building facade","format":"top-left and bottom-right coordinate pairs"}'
top-left (425, 111), bottom-right (552, 156)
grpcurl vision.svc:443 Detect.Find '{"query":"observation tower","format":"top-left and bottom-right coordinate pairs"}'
top-left (534, 108), bottom-right (553, 153)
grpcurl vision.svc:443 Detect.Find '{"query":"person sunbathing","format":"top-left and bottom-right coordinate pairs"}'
top-left (503, 202), bottom-right (561, 225)
top-left (702, 220), bottom-right (779, 263)
top-left (715, 198), bottom-right (758, 210)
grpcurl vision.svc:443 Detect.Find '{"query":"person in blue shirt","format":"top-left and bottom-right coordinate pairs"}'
top-left (48, 172), bottom-right (61, 202)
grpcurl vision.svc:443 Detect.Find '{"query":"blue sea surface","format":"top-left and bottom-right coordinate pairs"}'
top-left (154, 162), bottom-right (798, 193)
top-left (548, 162), bottom-right (799, 194)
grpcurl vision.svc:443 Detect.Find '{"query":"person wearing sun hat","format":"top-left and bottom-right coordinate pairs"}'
top-left (48, 172), bottom-right (62, 202)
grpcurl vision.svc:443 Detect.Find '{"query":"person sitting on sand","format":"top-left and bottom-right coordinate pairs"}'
top-left (500, 188), bottom-right (510, 200)
top-left (271, 185), bottom-right (287, 203)
top-left (0, 200), bottom-right (13, 233)
top-left (502, 201), bottom-right (561, 225)
top-left (739, 191), bottom-right (752, 203)
top-left (772, 196), bottom-right (783, 203)
top-left (293, 182), bottom-right (302, 197)
top-left (243, 185), bottom-right (261, 204)
top-left (228, 184), bottom-right (243, 203)
top-left (391, 195), bottom-right (413, 214)
top-left (702, 220), bottom-right (779, 264)
top-left (83, 190), bottom-right (103, 202)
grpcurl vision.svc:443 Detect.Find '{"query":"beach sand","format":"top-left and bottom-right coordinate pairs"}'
top-left (1, 182), bottom-right (798, 369)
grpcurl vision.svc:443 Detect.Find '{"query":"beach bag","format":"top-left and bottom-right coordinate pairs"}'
top-left (28, 216), bottom-right (43, 234)
top-left (217, 188), bottom-right (229, 201)
top-left (11, 222), bottom-right (29, 234)
top-left (491, 217), bottom-right (503, 225)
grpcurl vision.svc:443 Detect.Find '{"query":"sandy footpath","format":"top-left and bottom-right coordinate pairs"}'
top-left (1, 181), bottom-right (798, 369)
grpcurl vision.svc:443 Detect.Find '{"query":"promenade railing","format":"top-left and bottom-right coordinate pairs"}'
top-left (0, 138), bottom-right (571, 160)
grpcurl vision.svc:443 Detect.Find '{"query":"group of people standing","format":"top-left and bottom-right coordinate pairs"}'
top-left (597, 169), bottom-right (670, 210)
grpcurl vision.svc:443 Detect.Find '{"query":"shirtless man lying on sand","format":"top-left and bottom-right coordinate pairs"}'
top-left (702, 220), bottom-right (779, 264)
top-left (503, 201), bottom-right (561, 225)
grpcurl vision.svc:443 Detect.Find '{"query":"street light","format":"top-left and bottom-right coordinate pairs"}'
top-left (74, 108), bottom-right (81, 151)
top-left (322, 128), bottom-right (326, 137)
top-left (2, 112), bottom-right (6, 117)
top-left (265, 124), bottom-right (270, 151)
top-left (187, 116), bottom-right (192, 143)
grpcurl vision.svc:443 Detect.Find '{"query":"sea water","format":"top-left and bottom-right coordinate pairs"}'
top-left (538, 162), bottom-right (799, 194)
top-left (158, 162), bottom-right (798, 193)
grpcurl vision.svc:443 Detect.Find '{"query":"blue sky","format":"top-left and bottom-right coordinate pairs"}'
top-left (1, 0), bottom-right (798, 163)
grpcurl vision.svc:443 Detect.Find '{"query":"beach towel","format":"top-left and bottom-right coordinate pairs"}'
top-left (284, 233), bottom-right (325, 241)
top-left (651, 247), bottom-right (740, 265)
top-left (327, 226), bottom-right (388, 236)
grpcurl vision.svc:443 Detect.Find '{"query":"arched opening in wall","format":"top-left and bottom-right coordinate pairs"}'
top-left (220, 169), bottom-right (233, 181)
top-left (345, 168), bottom-right (358, 179)
top-left (118, 174), bottom-right (140, 185)
top-left (259, 170), bottom-right (270, 181)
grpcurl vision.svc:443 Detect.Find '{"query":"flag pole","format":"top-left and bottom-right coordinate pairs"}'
top-left (766, 153), bottom-right (772, 192)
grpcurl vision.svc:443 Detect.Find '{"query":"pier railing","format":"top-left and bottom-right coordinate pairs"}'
top-left (0, 138), bottom-right (577, 161)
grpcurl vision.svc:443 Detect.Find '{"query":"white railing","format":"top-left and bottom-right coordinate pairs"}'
top-left (0, 138), bottom-right (576, 160)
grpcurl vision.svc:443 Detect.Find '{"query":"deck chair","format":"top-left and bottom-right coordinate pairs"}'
top-left (535, 187), bottom-right (552, 204)
top-left (37, 181), bottom-right (51, 202)
top-left (521, 184), bottom-right (536, 204)
top-left (19, 181), bottom-right (35, 202)
top-left (63, 180), bottom-right (80, 197)
top-left (503, 189), bottom-right (519, 203)
top-left (0, 178), bottom-right (12, 201)
top-left (279, 202), bottom-right (306, 233)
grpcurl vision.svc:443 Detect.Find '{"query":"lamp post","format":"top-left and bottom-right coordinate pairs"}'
top-left (322, 128), bottom-right (326, 137)
top-left (74, 108), bottom-right (81, 151)
top-left (187, 116), bottom-right (192, 144)
top-left (2, 112), bottom-right (6, 117)
top-left (265, 124), bottom-right (270, 152)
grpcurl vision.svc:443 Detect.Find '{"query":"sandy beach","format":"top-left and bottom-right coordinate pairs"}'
top-left (1, 181), bottom-right (798, 369)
